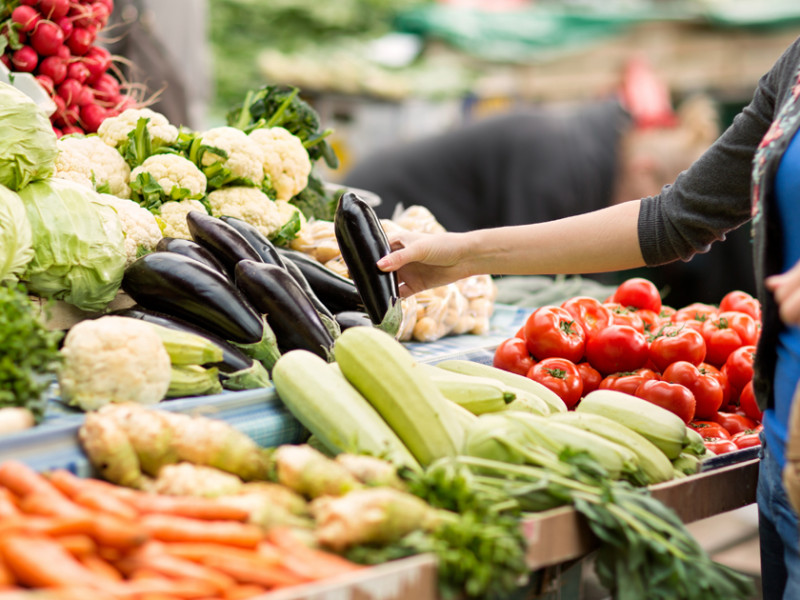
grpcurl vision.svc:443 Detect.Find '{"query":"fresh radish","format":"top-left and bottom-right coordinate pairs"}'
top-left (55, 44), bottom-right (71, 60)
top-left (11, 46), bottom-right (38, 72)
top-left (20, 0), bottom-right (39, 6)
top-left (80, 103), bottom-right (107, 132)
top-left (74, 83), bottom-right (93, 106)
top-left (38, 55), bottom-right (68, 84)
top-left (57, 78), bottom-right (83, 106)
top-left (31, 21), bottom-right (65, 56)
top-left (35, 74), bottom-right (55, 95)
top-left (82, 45), bottom-right (110, 83)
top-left (66, 26), bottom-right (94, 55)
top-left (40, 0), bottom-right (70, 21)
top-left (56, 16), bottom-right (73, 40)
top-left (0, 55), bottom-right (10, 69)
top-left (91, 71), bottom-right (120, 102)
top-left (11, 6), bottom-right (40, 33)
top-left (67, 61), bottom-right (90, 84)
top-left (61, 124), bottom-right (84, 135)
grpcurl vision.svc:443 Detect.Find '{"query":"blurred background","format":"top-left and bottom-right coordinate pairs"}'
top-left (117, 0), bottom-right (800, 308)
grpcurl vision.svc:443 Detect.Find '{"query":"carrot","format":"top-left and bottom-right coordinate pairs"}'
top-left (16, 487), bottom-right (88, 520)
top-left (54, 534), bottom-right (97, 558)
top-left (0, 533), bottom-right (118, 590)
top-left (48, 470), bottom-right (139, 503)
top-left (127, 494), bottom-right (249, 522)
top-left (77, 554), bottom-right (124, 582)
top-left (223, 584), bottom-right (268, 599)
top-left (126, 548), bottom-right (236, 594)
top-left (0, 461), bottom-right (55, 497)
top-left (123, 576), bottom-right (220, 599)
top-left (0, 489), bottom-right (20, 519)
top-left (90, 513), bottom-right (149, 550)
top-left (73, 489), bottom-right (139, 521)
top-left (161, 542), bottom-right (281, 567)
top-left (266, 527), bottom-right (363, 580)
top-left (140, 515), bottom-right (263, 548)
top-left (199, 554), bottom-right (307, 589)
top-left (0, 555), bottom-right (14, 587)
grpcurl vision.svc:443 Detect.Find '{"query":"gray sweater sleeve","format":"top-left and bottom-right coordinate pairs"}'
top-left (637, 38), bottom-right (800, 266)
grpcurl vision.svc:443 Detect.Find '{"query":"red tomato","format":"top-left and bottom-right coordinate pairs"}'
top-left (672, 302), bottom-right (719, 324)
top-left (527, 358), bottom-right (583, 409)
top-left (688, 420), bottom-right (731, 439)
top-left (699, 362), bottom-right (732, 411)
top-left (648, 325), bottom-right (706, 372)
top-left (732, 430), bottom-right (762, 449)
top-left (603, 302), bottom-right (646, 333)
top-left (523, 305), bottom-right (586, 363)
top-left (634, 379), bottom-right (696, 424)
top-left (584, 324), bottom-right (649, 376)
top-left (737, 381), bottom-right (762, 422)
top-left (599, 368), bottom-right (659, 395)
top-left (722, 345), bottom-right (756, 395)
top-left (612, 277), bottom-right (662, 313)
top-left (661, 361), bottom-right (723, 420)
top-left (712, 411), bottom-right (759, 436)
top-left (493, 337), bottom-right (535, 377)
top-left (634, 309), bottom-right (661, 335)
top-left (575, 361), bottom-right (603, 396)
top-left (704, 437), bottom-right (739, 455)
top-left (701, 311), bottom-right (758, 366)
top-left (659, 305), bottom-right (677, 321)
top-left (561, 296), bottom-right (613, 338)
top-left (719, 290), bottom-right (761, 322)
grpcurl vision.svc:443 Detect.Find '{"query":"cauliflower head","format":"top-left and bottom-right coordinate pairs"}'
top-left (249, 127), bottom-right (311, 201)
top-left (95, 194), bottom-right (162, 264)
top-left (131, 154), bottom-right (207, 199)
top-left (198, 127), bottom-right (265, 187)
top-left (58, 316), bottom-right (172, 411)
top-left (97, 108), bottom-right (179, 149)
top-left (158, 199), bottom-right (208, 240)
top-left (54, 135), bottom-right (132, 198)
top-left (206, 187), bottom-right (284, 238)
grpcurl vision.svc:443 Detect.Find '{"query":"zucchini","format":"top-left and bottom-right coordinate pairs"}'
top-left (272, 350), bottom-right (420, 471)
top-left (333, 326), bottom-right (460, 466)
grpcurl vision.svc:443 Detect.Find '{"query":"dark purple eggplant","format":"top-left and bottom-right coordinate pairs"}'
top-left (218, 216), bottom-right (287, 268)
top-left (186, 211), bottom-right (263, 278)
top-left (334, 311), bottom-right (374, 331)
top-left (235, 260), bottom-right (334, 359)
top-left (333, 192), bottom-right (401, 333)
top-left (156, 237), bottom-right (229, 278)
top-left (111, 306), bottom-right (253, 373)
top-left (122, 252), bottom-right (264, 344)
top-left (277, 247), bottom-right (364, 314)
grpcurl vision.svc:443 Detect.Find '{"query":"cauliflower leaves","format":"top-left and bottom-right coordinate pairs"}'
top-left (189, 126), bottom-right (266, 190)
top-left (130, 154), bottom-right (207, 213)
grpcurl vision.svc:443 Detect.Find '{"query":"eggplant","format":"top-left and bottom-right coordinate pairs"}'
top-left (235, 260), bottom-right (334, 360)
top-left (277, 247), bottom-right (364, 314)
top-left (122, 252), bottom-right (264, 344)
top-left (333, 192), bottom-right (401, 334)
top-left (186, 211), bottom-right (262, 278)
top-left (156, 237), bottom-right (229, 278)
top-left (334, 311), bottom-right (374, 331)
top-left (218, 215), bottom-right (287, 268)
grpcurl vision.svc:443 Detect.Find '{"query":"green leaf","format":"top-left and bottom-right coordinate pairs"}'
top-left (268, 210), bottom-right (302, 247)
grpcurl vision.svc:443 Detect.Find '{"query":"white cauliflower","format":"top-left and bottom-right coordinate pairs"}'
top-left (54, 135), bottom-right (132, 198)
top-left (95, 194), bottom-right (162, 264)
top-left (249, 127), bottom-right (311, 201)
top-left (130, 154), bottom-right (207, 199)
top-left (198, 126), bottom-right (265, 187)
top-left (97, 108), bottom-right (179, 149)
top-left (158, 199), bottom-right (208, 240)
top-left (206, 187), bottom-right (284, 238)
top-left (58, 316), bottom-right (172, 411)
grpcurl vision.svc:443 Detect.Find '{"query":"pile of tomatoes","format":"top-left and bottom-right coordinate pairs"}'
top-left (493, 277), bottom-right (762, 455)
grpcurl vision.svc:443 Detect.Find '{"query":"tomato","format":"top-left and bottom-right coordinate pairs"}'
top-left (704, 437), bottom-right (739, 455)
top-left (514, 325), bottom-right (525, 339)
top-left (722, 345), bottom-right (756, 395)
top-left (527, 358), bottom-right (583, 409)
top-left (699, 362), bottom-right (732, 411)
top-left (584, 324), bottom-right (649, 375)
top-left (599, 368), bottom-right (659, 395)
top-left (661, 361), bottom-right (723, 420)
top-left (634, 379), bottom-right (696, 424)
top-left (612, 277), bottom-right (662, 313)
top-left (737, 380), bottom-right (762, 422)
top-left (672, 302), bottom-right (718, 324)
top-left (575, 361), bottom-right (603, 396)
top-left (719, 290), bottom-right (761, 322)
top-left (659, 305), bottom-right (677, 321)
top-left (523, 305), bottom-right (586, 363)
top-left (493, 337), bottom-right (535, 377)
top-left (647, 325), bottom-right (706, 372)
top-left (603, 302), bottom-right (646, 333)
top-left (732, 430), bottom-right (762, 449)
top-left (688, 420), bottom-right (731, 439)
top-left (634, 309), bottom-right (661, 335)
top-left (701, 311), bottom-right (758, 366)
top-left (712, 411), bottom-right (759, 436)
top-left (561, 296), bottom-right (613, 338)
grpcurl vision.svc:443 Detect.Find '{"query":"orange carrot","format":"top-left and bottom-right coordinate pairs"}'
top-left (90, 513), bottom-right (149, 550)
top-left (139, 515), bottom-right (263, 548)
top-left (77, 554), bottom-right (124, 582)
top-left (127, 548), bottom-right (235, 594)
top-left (16, 487), bottom-right (88, 520)
top-left (0, 461), bottom-right (56, 497)
top-left (47, 470), bottom-right (140, 503)
top-left (123, 576), bottom-right (220, 599)
top-left (266, 527), bottom-right (363, 580)
top-left (0, 555), bottom-right (14, 587)
top-left (127, 494), bottom-right (249, 522)
top-left (54, 534), bottom-right (97, 558)
top-left (72, 489), bottom-right (139, 521)
top-left (199, 554), bottom-right (308, 589)
top-left (161, 542), bottom-right (279, 566)
top-left (0, 489), bottom-right (20, 519)
top-left (223, 584), bottom-right (268, 599)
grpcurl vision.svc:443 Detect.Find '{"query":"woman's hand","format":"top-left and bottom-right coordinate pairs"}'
top-left (766, 260), bottom-right (800, 326)
top-left (377, 230), bottom-right (472, 297)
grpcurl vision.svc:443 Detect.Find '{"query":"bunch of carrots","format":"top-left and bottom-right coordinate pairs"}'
top-left (0, 460), bottom-right (363, 599)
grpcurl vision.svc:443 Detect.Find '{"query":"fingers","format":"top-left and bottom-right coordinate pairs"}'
top-left (766, 261), bottom-right (800, 326)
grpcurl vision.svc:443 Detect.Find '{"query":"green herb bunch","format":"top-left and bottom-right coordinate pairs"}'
top-left (0, 283), bottom-right (62, 421)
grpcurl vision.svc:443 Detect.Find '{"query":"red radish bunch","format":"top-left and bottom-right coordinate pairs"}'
top-left (1, 0), bottom-right (138, 136)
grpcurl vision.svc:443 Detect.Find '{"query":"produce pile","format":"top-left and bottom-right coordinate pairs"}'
top-left (491, 277), bottom-right (762, 455)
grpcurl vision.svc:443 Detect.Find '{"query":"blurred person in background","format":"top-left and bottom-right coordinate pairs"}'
top-left (374, 35), bottom-right (800, 600)
top-left (343, 67), bottom-right (755, 306)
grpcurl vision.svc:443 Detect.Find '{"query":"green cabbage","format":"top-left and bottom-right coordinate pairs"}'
top-left (18, 178), bottom-right (127, 312)
top-left (0, 82), bottom-right (58, 191)
top-left (0, 184), bottom-right (33, 283)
